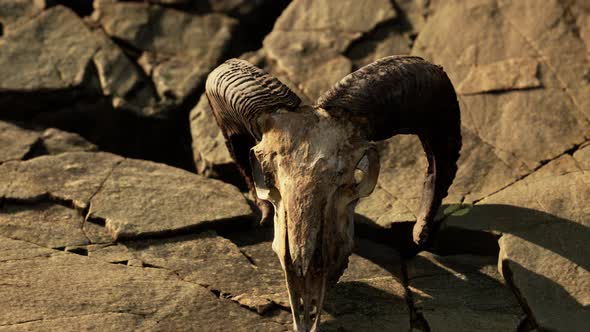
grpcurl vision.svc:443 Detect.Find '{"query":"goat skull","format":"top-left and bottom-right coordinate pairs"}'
top-left (206, 56), bottom-right (461, 331)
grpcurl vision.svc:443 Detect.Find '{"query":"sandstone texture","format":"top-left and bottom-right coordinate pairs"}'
top-left (1, 0), bottom-right (589, 331)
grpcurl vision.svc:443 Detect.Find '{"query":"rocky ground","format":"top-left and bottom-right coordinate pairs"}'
top-left (1, 0), bottom-right (589, 331)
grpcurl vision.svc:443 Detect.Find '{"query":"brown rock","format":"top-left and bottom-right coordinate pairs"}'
top-left (573, 143), bottom-right (590, 170)
top-left (0, 202), bottom-right (88, 248)
top-left (39, 128), bottom-right (98, 155)
top-left (87, 231), bottom-right (279, 313)
top-left (0, 121), bottom-right (39, 163)
top-left (407, 253), bottom-right (523, 331)
top-left (0, 6), bottom-right (158, 117)
top-left (94, 0), bottom-right (237, 105)
top-left (189, 94), bottom-right (233, 176)
top-left (440, 170), bottom-right (590, 331)
top-left (413, 0), bottom-right (590, 170)
top-left (0, 0), bottom-right (45, 32)
top-left (457, 57), bottom-right (542, 95)
top-left (87, 158), bottom-right (252, 240)
top-left (0, 236), bottom-right (286, 331)
top-left (2, 152), bottom-right (123, 209)
top-left (263, 0), bottom-right (397, 101)
top-left (274, 0), bottom-right (396, 33)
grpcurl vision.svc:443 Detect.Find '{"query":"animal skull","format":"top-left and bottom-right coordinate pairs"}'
top-left (206, 56), bottom-right (461, 331)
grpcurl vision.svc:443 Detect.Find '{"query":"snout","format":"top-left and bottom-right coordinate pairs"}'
top-left (284, 261), bottom-right (327, 332)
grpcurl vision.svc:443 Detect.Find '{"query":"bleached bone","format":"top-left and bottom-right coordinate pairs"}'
top-left (206, 56), bottom-right (462, 332)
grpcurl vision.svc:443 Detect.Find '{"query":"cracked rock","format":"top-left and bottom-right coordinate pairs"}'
top-left (0, 0), bottom-right (44, 33)
top-left (38, 128), bottom-right (98, 155)
top-left (189, 94), bottom-right (233, 176)
top-left (439, 169), bottom-right (590, 331)
top-left (0, 5), bottom-right (158, 117)
top-left (407, 252), bottom-right (524, 332)
top-left (0, 236), bottom-right (286, 331)
top-left (94, 0), bottom-right (237, 107)
top-left (0, 202), bottom-right (89, 248)
top-left (0, 121), bottom-right (39, 163)
top-left (413, 0), bottom-right (590, 169)
top-left (87, 158), bottom-right (253, 240)
top-left (1, 152), bottom-right (124, 210)
top-left (87, 231), bottom-right (278, 313)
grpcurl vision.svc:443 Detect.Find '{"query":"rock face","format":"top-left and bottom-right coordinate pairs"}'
top-left (0, 152), bottom-right (253, 239)
top-left (1, 0), bottom-right (589, 331)
top-left (94, 0), bottom-right (237, 108)
top-left (438, 155), bottom-right (590, 331)
top-left (407, 253), bottom-right (524, 331)
top-left (88, 158), bottom-right (252, 240)
top-left (0, 236), bottom-right (285, 331)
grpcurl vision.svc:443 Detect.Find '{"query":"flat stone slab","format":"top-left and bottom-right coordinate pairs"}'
top-left (0, 5), bottom-right (157, 116)
top-left (87, 231), bottom-right (277, 314)
top-left (0, 236), bottom-right (286, 331)
top-left (94, 0), bottom-right (237, 106)
top-left (0, 202), bottom-right (89, 249)
top-left (439, 166), bottom-right (590, 331)
top-left (1, 152), bottom-right (253, 240)
top-left (0, 121), bottom-right (39, 163)
top-left (407, 252), bottom-right (524, 332)
top-left (88, 158), bottom-right (253, 240)
top-left (1, 152), bottom-right (123, 209)
top-left (189, 94), bottom-right (233, 176)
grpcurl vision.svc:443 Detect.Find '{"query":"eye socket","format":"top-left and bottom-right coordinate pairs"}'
top-left (354, 149), bottom-right (379, 197)
top-left (354, 155), bottom-right (370, 185)
top-left (250, 149), bottom-right (280, 202)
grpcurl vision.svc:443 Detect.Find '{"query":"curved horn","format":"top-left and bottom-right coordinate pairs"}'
top-left (206, 59), bottom-right (301, 223)
top-left (316, 55), bottom-right (462, 245)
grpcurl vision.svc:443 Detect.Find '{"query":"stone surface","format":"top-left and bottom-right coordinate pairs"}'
top-left (407, 252), bottom-right (523, 331)
top-left (1, 152), bottom-right (123, 209)
top-left (573, 143), bottom-right (590, 170)
top-left (354, 0), bottom-right (590, 229)
top-left (413, 0), bottom-right (590, 169)
top-left (0, 0), bottom-right (44, 32)
top-left (189, 94), bottom-right (233, 176)
top-left (39, 128), bottom-right (98, 155)
top-left (457, 57), bottom-right (542, 95)
top-left (262, 0), bottom-right (397, 101)
top-left (439, 169), bottom-right (590, 331)
top-left (0, 5), bottom-right (158, 117)
top-left (0, 202), bottom-right (88, 249)
top-left (0, 121), bottom-right (39, 163)
top-left (88, 158), bottom-right (253, 240)
top-left (0, 236), bottom-right (286, 331)
top-left (94, 0), bottom-right (237, 106)
top-left (87, 231), bottom-right (278, 313)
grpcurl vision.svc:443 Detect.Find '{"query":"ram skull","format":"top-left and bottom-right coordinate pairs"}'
top-left (206, 56), bottom-right (461, 332)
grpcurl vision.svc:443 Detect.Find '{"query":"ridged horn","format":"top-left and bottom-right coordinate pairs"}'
top-left (317, 55), bottom-right (462, 245)
top-left (206, 59), bottom-right (301, 223)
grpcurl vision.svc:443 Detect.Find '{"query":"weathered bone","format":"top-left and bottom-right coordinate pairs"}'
top-left (206, 55), bottom-right (462, 332)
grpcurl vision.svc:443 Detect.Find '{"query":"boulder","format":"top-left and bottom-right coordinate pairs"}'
top-left (94, 0), bottom-right (237, 107)
top-left (38, 128), bottom-right (98, 155)
top-left (0, 6), bottom-right (157, 117)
